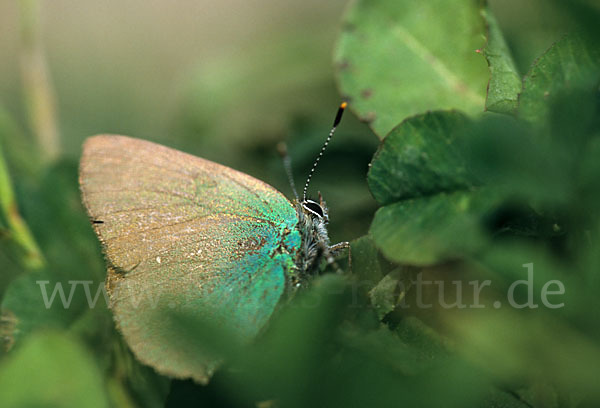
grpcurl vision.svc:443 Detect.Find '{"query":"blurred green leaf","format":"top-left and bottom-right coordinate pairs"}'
top-left (339, 323), bottom-right (442, 377)
top-left (368, 271), bottom-right (401, 320)
top-left (579, 217), bottom-right (600, 295)
top-left (481, 6), bottom-right (522, 114)
top-left (485, 389), bottom-right (532, 408)
top-left (348, 235), bottom-right (385, 284)
top-left (446, 309), bottom-right (600, 401)
top-left (334, 0), bottom-right (488, 138)
top-left (1, 159), bottom-right (107, 342)
top-left (19, 160), bottom-right (105, 283)
top-left (367, 110), bottom-right (502, 265)
top-left (519, 32), bottom-right (600, 124)
top-left (2, 270), bottom-right (169, 408)
top-left (460, 81), bottom-right (600, 229)
top-left (475, 241), bottom-right (593, 323)
top-left (326, 323), bottom-right (499, 408)
top-left (549, 0), bottom-right (600, 57)
top-left (1, 270), bottom-right (83, 345)
top-left (394, 316), bottom-right (450, 362)
top-left (371, 189), bottom-right (499, 265)
top-left (367, 267), bottom-right (418, 321)
top-left (458, 113), bottom-right (573, 206)
top-left (515, 383), bottom-right (560, 408)
top-left (0, 331), bottom-right (110, 407)
top-left (107, 337), bottom-right (171, 408)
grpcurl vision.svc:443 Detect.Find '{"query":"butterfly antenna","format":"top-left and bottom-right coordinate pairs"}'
top-left (302, 101), bottom-right (347, 202)
top-left (277, 141), bottom-right (299, 202)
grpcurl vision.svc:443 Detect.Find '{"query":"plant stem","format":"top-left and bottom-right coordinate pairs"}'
top-left (18, 0), bottom-right (61, 161)
top-left (0, 141), bottom-right (44, 270)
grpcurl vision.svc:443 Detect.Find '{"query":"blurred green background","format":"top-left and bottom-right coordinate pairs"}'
top-left (0, 0), bottom-right (588, 243)
top-left (0, 0), bottom-right (599, 407)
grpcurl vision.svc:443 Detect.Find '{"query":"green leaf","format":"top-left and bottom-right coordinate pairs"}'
top-left (394, 316), bottom-right (450, 362)
top-left (476, 240), bottom-right (595, 326)
top-left (484, 389), bottom-right (532, 408)
top-left (367, 110), bottom-right (501, 265)
top-left (0, 331), bottom-right (110, 408)
top-left (461, 84), bottom-right (600, 214)
top-left (1, 160), bottom-right (108, 343)
top-left (370, 189), bottom-right (498, 265)
top-left (20, 160), bottom-right (105, 283)
top-left (107, 338), bottom-right (171, 408)
top-left (447, 309), bottom-right (600, 400)
top-left (515, 383), bottom-right (559, 408)
top-left (458, 112), bottom-right (574, 206)
top-left (335, 322), bottom-right (491, 408)
top-left (1, 270), bottom-right (83, 345)
top-left (348, 235), bottom-right (385, 284)
top-left (368, 110), bottom-right (474, 206)
top-left (519, 33), bottom-right (600, 124)
top-left (481, 6), bottom-right (522, 114)
top-left (2, 273), bottom-right (170, 407)
top-left (368, 271), bottom-right (401, 320)
top-left (334, 0), bottom-right (488, 138)
top-left (339, 323), bottom-right (443, 376)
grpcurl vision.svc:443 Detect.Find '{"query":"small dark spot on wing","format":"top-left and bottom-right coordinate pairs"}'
top-left (237, 235), bottom-right (268, 256)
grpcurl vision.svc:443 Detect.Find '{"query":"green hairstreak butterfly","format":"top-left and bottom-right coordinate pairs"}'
top-left (79, 102), bottom-right (348, 383)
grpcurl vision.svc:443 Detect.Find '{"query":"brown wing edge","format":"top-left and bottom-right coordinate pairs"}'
top-left (106, 265), bottom-right (215, 384)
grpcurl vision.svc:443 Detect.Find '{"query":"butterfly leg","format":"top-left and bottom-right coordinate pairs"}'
top-left (325, 241), bottom-right (351, 274)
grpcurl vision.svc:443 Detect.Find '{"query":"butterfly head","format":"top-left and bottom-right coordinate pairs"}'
top-left (300, 193), bottom-right (329, 224)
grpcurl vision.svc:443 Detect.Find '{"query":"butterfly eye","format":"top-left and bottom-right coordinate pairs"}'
top-left (302, 200), bottom-right (324, 218)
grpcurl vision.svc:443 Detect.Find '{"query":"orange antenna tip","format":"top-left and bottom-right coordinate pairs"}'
top-left (332, 102), bottom-right (347, 128)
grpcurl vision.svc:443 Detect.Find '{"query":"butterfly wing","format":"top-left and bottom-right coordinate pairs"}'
top-left (79, 135), bottom-right (300, 383)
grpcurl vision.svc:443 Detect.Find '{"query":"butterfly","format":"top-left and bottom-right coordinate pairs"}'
top-left (78, 102), bottom-right (349, 383)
